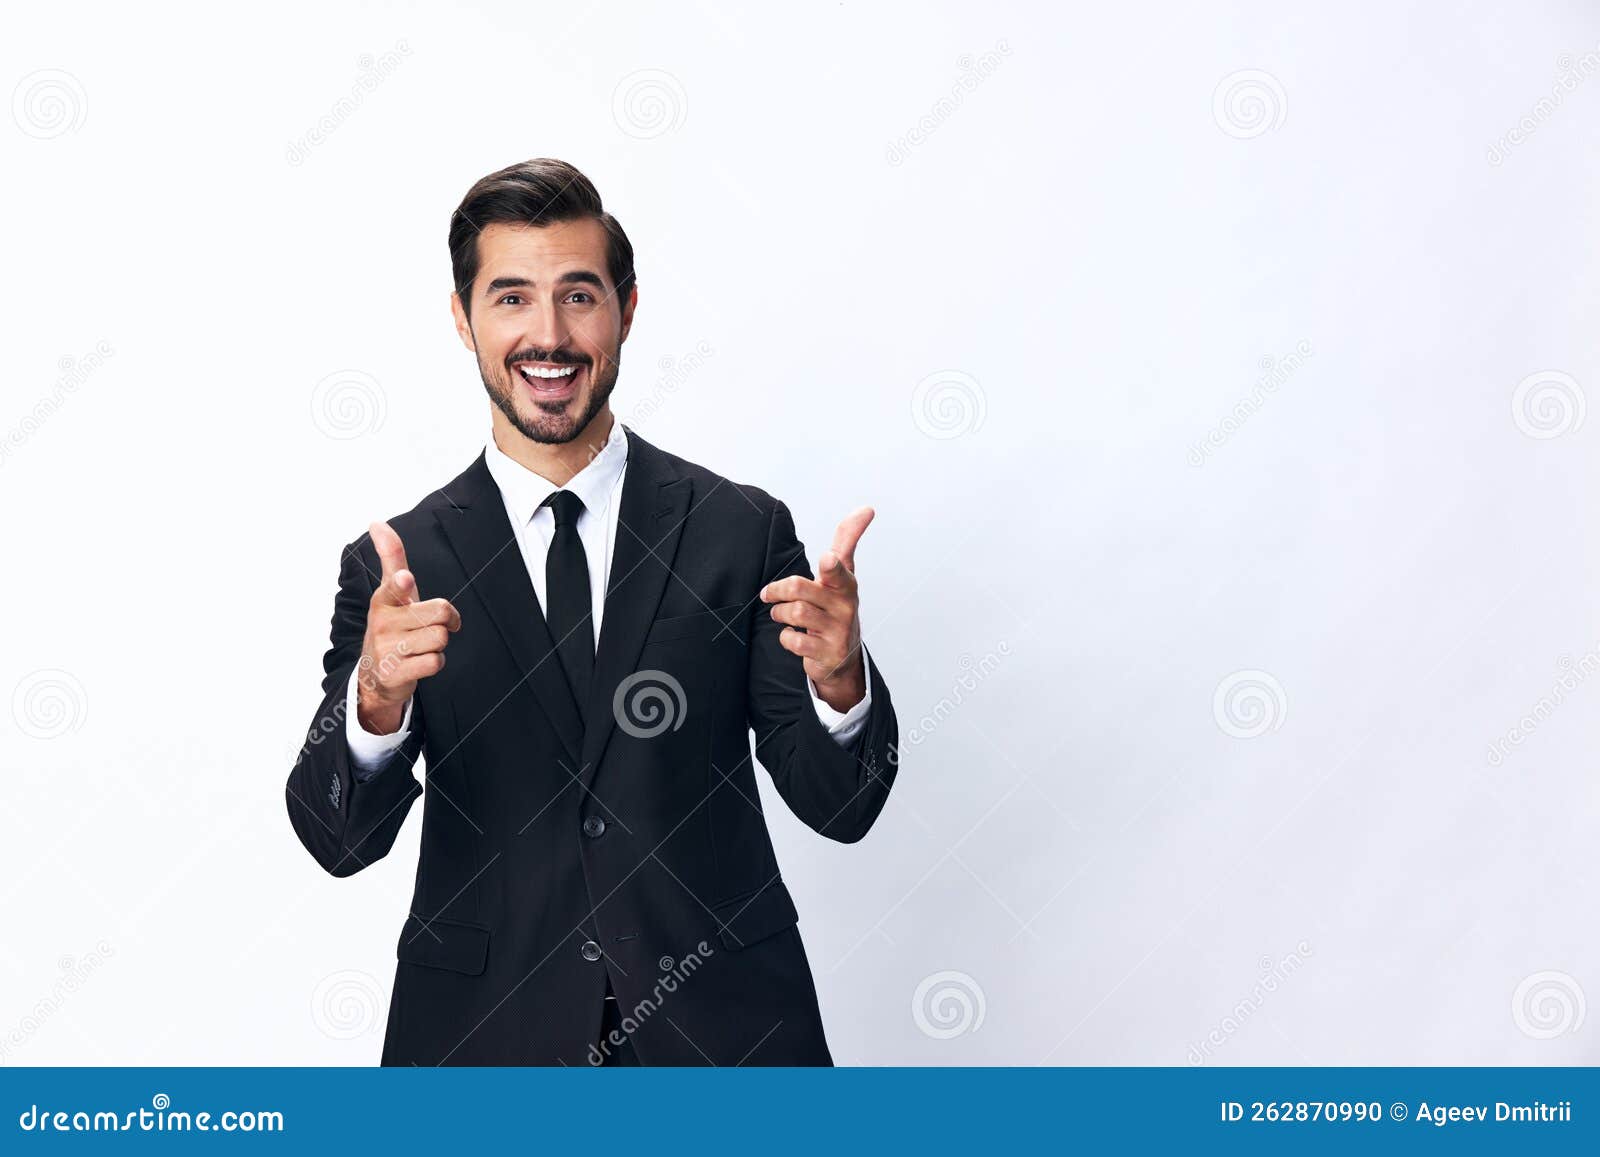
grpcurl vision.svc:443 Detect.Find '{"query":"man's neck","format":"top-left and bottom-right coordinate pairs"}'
top-left (491, 406), bottom-right (615, 487)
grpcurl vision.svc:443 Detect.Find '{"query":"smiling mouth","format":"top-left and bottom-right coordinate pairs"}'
top-left (512, 361), bottom-right (585, 396)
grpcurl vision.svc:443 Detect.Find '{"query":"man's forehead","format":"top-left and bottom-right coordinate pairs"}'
top-left (478, 218), bottom-right (607, 268)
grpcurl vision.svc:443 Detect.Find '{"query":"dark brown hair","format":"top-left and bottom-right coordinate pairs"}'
top-left (448, 158), bottom-right (636, 322)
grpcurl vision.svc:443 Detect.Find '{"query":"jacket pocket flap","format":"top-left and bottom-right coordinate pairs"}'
top-left (712, 879), bottom-right (798, 950)
top-left (396, 915), bottom-right (490, 975)
top-left (645, 602), bottom-right (747, 644)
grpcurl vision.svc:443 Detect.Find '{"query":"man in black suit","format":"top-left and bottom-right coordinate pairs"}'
top-left (284, 159), bottom-right (899, 1066)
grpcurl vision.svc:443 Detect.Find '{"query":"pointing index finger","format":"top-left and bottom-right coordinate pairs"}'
top-left (369, 520), bottom-right (416, 606)
top-left (819, 506), bottom-right (874, 588)
top-left (829, 506), bottom-right (875, 573)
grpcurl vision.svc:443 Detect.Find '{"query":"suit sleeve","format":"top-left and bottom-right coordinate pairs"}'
top-left (747, 498), bottom-right (899, 843)
top-left (285, 533), bottom-right (425, 876)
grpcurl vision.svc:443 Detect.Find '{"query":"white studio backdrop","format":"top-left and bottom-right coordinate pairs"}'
top-left (2, 0), bottom-right (1598, 1066)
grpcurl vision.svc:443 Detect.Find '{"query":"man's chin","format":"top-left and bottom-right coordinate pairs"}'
top-left (499, 393), bottom-right (593, 445)
top-left (484, 362), bottom-right (614, 446)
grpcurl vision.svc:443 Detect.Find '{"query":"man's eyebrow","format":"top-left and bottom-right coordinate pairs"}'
top-left (483, 271), bottom-right (606, 296)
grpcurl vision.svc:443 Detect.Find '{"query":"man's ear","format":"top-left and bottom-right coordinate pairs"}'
top-left (450, 290), bottom-right (476, 352)
top-left (619, 283), bottom-right (638, 343)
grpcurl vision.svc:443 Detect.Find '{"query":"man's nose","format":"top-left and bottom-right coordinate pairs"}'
top-left (523, 298), bottom-right (570, 354)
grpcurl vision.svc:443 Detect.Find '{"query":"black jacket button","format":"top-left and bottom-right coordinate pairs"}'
top-left (582, 815), bottom-right (606, 838)
top-left (580, 940), bottom-right (602, 962)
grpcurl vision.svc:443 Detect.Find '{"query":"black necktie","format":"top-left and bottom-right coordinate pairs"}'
top-left (541, 489), bottom-right (593, 708)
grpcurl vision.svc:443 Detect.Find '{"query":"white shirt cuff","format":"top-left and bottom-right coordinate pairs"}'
top-left (808, 642), bottom-right (873, 747)
top-left (344, 664), bottom-right (413, 777)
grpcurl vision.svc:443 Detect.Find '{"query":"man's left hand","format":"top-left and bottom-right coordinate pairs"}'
top-left (760, 505), bottom-right (875, 713)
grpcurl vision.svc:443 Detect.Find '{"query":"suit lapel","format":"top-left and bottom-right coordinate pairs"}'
top-left (435, 453), bottom-right (586, 770)
top-left (579, 427), bottom-right (691, 793)
top-left (431, 426), bottom-right (692, 784)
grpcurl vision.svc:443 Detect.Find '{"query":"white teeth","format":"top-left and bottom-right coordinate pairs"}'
top-left (518, 364), bottom-right (578, 381)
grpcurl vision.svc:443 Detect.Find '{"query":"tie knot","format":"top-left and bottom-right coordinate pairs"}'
top-left (543, 489), bottom-right (585, 528)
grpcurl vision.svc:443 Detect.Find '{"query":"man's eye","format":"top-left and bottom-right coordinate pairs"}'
top-left (498, 294), bottom-right (523, 305)
top-left (567, 292), bottom-right (593, 304)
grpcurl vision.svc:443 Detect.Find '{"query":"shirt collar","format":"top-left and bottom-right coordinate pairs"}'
top-left (483, 415), bottom-right (629, 527)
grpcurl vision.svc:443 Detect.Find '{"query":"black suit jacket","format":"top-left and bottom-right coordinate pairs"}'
top-left (285, 425), bottom-right (899, 1065)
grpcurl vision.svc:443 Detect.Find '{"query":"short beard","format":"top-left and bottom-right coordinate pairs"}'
top-left (480, 346), bottom-right (619, 446)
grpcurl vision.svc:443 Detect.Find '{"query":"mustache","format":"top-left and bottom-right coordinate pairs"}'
top-left (506, 351), bottom-right (588, 367)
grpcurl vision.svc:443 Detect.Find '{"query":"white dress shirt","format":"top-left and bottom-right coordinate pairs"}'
top-left (345, 416), bottom-right (873, 774)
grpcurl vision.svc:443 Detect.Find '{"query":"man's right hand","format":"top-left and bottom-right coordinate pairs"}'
top-left (356, 520), bottom-right (461, 735)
